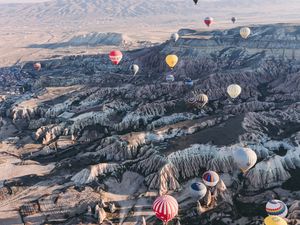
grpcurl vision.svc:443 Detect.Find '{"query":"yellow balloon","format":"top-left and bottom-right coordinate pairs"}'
top-left (264, 216), bottom-right (287, 225)
top-left (240, 27), bottom-right (251, 39)
top-left (165, 55), bottom-right (178, 69)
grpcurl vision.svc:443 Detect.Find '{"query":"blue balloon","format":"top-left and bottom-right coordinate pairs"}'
top-left (185, 78), bottom-right (193, 86)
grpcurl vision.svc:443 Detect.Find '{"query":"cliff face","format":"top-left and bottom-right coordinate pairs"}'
top-left (1, 24), bottom-right (300, 225)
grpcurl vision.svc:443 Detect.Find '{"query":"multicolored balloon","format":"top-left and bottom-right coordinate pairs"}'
top-left (190, 182), bottom-right (207, 200)
top-left (202, 171), bottom-right (219, 187)
top-left (266, 200), bottom-right (288, 218)
top-left (109, 50), bottom-right (123, 65)
top-left (153, 195), bottom-right (178, 223)
top-left (233, 147), bottom-right (257, 173)
top-left (204, 17), bottom-right (213, 27)
top-left (264, 216), bottom-right (287, 225)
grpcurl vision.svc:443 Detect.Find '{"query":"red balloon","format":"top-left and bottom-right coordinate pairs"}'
top-left (204, 17), bottom-right (213, 27)
top-left (152, 195), bottom-right (178, 223)
top-left (109, 50), bottom-right (123, 65)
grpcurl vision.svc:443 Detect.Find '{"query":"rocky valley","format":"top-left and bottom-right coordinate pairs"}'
top-left (0, 23), bottom-right (300, 225)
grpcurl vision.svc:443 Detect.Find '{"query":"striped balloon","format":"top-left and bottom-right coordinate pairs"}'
top-left (266, 200), bottom-right (288, 218)
top-left (202, 171), bottom-right (219, 187)
top-left (152, 195), bottom-right (178, 223)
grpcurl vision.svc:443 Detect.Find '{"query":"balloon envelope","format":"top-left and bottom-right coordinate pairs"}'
top-left (233, 147), bottom-right (257, 173)
top-left (196, 93), bottom-right (208, 108)
top-left (227, 84), bottom-right (242, 99)
top-left (204, 17), bottom-right (213, 27)
top-left (202, 171), bottom-right (219, 187)
top-left (153, 195), bottom-right (178, 223)
top-left (240, 27), bottom-right (251, 39)
top-left (109, 50), bottom-right (123, 65)
top-left (166, 55), bottom-right (178, 69)
top-left (266, 200), bottom-right (288, 218)
top-left (264, 216), bottom-right (287, 225)
top-left (171, 33), bottom-right (179, 42)
top-left (190, 182), bottom-right (207, 199)
top-left (130, 64), bottom-right (139, 75)
top-left (231, 17), bottom-right (237, 23)
top-left (166, 74), bottom-right (175, 82)
top-left (185, 78), bottom-right (193, 86)
top-left (33, 62), bottom-right (41, 71)
top-left (193, 0), bottom-right (198, 4)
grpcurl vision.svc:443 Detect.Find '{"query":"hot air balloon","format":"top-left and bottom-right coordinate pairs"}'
top-left (33, 62), bottom-right (41, 71)
top-left (196, 93), bottom-right (208, 108)
top-left (202, 171), bottom-right (219, 187)
top-left (193, 0), bottom-right (198, 4)
top-left (153, 195), bottom-right (178, 224)
top-left (186, 90), bottom-right (208, 108)
top-left (233, 147), bottom-right (257, 173)
top-left (240, 27), bottom-right (251, 39)
top-left (166, 74), bottom-right (175, 82)
top-left (130, 64), bottom-right (139, 76)
top-left (165, 55), bottom-right (178, 69)
top-left (171, 33), bottom-right (179, 42)
top-left (184, 78), bottom-right (193, 87)
top-left (109, 50), bottom-right (123, 65)
top-left (190, 182), bottom-right (207, 200)
top-left (204, 17), bottom-right (213, 27)
top-left (266, 200), bottom-right (288, 218)
top-left (227, 84), bottom-right (242, 99)
top-left (231, 17), bottom-right (237, 24)
top-left (264, 216), bottom-right (287, 225)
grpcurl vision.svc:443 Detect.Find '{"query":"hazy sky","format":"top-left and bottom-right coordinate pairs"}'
top-left (0, 0), bottom-right (49, 3)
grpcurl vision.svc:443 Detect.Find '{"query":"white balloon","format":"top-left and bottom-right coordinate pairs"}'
top-left (240, 27), bottom-right (251, 39)
top-left (227, 84), bottom-right (242, 99)
top-left (130, 64), bottom-right (139, 76)
top-left (233, 147), bottom-right (257, 173)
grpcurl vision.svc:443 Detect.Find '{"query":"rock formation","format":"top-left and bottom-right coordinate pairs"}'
top-left (1, 24), bottom-right (300, 224)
